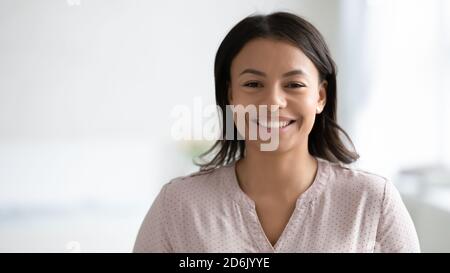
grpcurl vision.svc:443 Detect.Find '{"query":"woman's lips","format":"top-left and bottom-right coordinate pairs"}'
top-left (252, 119), bottom-right (296, 133)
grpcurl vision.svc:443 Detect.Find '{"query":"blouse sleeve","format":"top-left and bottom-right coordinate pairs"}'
top-left (133, 183), bottom-right (172, 253)
top-left (374, 179), bottom-right (421, 253)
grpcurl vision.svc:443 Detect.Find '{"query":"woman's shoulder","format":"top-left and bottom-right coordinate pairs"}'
top-left (320, 158), bottom-right (389, 196)
top-left (167, 164), bottom-right (231, 186)
top-left (160, 164), bottom-right (235, 204)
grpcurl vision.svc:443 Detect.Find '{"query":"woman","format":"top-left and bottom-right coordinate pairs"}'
top-left (133, 12), bottom-right (420, 253)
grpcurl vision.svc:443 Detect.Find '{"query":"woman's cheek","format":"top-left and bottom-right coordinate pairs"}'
top-left (303, 94), bottom-right (319, 111)
top-left (296, 100), bottom-right (317, 132)
top-left (231, 90), bottom-right (255, 106)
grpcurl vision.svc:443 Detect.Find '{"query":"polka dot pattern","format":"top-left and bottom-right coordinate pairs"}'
top-left (133, 157), bottom-right (420, 253)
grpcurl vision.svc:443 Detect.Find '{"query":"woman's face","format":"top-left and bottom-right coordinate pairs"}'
top-left (229, 38), bottom-right (327, 153)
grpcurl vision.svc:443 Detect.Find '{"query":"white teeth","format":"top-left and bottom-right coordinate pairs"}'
top-left (257, 120), bottom-right (291, 128)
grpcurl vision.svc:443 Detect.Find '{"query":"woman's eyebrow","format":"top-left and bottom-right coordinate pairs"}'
top-left (239, 68), bottom-right (266, 77)
top-left (239, 68), bottom-right (308, 77)
top-left (282, 69), bottom-right (308, 77)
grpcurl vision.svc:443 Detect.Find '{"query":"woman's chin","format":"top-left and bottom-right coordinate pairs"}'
top-left (246, 137), bottom-right (299, 153)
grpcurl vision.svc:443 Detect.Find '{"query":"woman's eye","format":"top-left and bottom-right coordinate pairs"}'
top-left (243, 82), bottom-right (262, 88)
top-left (286, 82), bottom-right (305, 89)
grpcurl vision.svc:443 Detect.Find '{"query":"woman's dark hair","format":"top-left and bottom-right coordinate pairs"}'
top-left (196, 11), bottom-right (359, 170)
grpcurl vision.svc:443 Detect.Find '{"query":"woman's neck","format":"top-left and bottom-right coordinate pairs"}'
top-left (235, 141), bottom-right (318, 198)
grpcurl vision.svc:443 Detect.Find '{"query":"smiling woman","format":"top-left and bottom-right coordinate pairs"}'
top-left (133, 12), bottom-right (420, 253)
top-left (200, 12), bottom-right (359, 169)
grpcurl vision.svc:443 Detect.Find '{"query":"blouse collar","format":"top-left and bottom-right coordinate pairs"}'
top-left (222, 156), bottom-right (331, 211)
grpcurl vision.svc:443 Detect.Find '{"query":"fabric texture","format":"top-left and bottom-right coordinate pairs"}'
top-left (133, 157), bottom-right (420, 253)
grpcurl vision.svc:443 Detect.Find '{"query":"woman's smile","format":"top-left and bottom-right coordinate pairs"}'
top-left (250, 118), bottom-right (297, 134)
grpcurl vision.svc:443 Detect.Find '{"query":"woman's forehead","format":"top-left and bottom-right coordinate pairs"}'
top-left (231, 38), bottom-right (317, 77)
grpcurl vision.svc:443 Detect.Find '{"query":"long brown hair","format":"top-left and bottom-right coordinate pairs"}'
top-left (196, 12), bottom-right (359, 170)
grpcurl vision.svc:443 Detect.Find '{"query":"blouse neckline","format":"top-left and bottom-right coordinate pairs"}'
top-left (224, 156), bottom-right (330, 211)
top-left (222, 156), bottom-right (331, 252)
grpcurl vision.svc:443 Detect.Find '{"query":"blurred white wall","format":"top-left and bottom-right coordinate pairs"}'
top-left (345, 0), bottom-right (450, 177)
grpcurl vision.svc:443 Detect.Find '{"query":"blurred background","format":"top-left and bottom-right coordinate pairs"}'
top-left (1, 0), bottom-right (449, 252)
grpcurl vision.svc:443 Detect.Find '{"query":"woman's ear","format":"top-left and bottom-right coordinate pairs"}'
top-left (316, 80), bottom-right (327, 114)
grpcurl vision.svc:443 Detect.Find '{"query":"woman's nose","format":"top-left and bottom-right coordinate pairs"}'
top-left (263, 86), bottom-right (287, 109)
